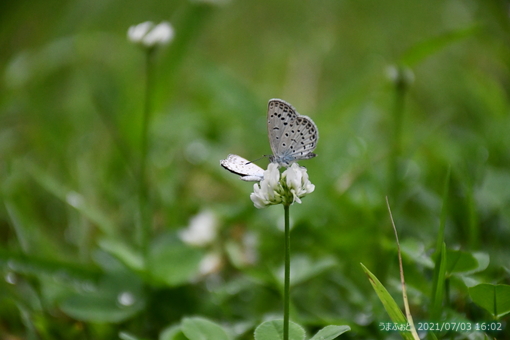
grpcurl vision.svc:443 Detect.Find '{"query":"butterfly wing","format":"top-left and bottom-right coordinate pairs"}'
top-left (267, 99), bottom-right (319, 166)
top-left (220, 154), bottom-right (264, 182)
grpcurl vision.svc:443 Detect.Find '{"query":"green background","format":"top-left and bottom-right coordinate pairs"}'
top-left (1, 0), bottom-right (510, 339)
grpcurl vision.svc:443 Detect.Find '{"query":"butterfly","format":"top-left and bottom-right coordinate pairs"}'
top-left (267, 98), bottom-right (318, 166)
top-left (220, 99), bottom-right (318, 181)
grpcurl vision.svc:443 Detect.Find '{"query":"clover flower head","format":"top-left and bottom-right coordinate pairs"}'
top-left (283, 163), bottom-right (315, 204)
top-left (128, 21), bottom-right (174, 48)
top-left (250, 163), bottom-right (314, 209)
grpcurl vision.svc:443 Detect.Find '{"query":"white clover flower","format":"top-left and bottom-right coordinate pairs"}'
top-left (198, 252), bottom-right (223, 276)
top-left (127, 21), bottom-right (174, 48)
top-left (250, 163), bottom-right (314, 209)
top-left (250, 163), bottom-right (282, 209)
top-left (283, 163), bottom-right (315, 204)
top-left (179, 210), bottom-right (218, 247)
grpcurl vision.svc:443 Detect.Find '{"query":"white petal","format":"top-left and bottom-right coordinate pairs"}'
top-left (127, 21), bottom-right (154, 43)
top-left (143, 21), bottom-right (174, 46)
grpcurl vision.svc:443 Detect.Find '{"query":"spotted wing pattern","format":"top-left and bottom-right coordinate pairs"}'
top-left (267, 99), bottom-right (319, 166)
top-left (220, 154), bottom-right (264, 182)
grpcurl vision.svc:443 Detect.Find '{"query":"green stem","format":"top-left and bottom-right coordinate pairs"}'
top-left (388, 65), bottom-right (409, 200)
top-left (283, 204), bottom-right (291, 340)
top-left (139, 48), bottom-right (155, 269)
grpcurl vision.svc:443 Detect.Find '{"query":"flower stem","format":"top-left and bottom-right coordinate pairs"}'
top-left (283, 203), bottom-right (291, 340)
top-left (139, 47), bottom-right (155, 269)
top-left (388, 65), bottom-right (411, 201)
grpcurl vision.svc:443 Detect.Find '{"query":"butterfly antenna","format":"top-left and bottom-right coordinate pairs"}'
top-left (246, 155), bottom-right (268, 165)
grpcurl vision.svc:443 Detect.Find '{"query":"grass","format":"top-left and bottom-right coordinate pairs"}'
top-left (1, 0), bottom-right (510, 339)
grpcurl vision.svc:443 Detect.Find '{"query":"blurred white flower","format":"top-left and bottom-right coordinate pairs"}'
top-left (66, 191), bottom-right (84, 208)
top-left (198, 252), bottom-right (223, 276)
top-left (385, 65), bottom-right (414, 87)
top-left (179, 210), bottom-right (218, 247)
top-left (128, 22), bottom-right (152, 43)
top-left (127, 21), bottom-right (174, 48)
top-left (250, 163), bottom-right (314, 208)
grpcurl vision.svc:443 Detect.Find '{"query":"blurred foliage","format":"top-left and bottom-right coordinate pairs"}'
top-left (1, 0), bottom-right (510, 339)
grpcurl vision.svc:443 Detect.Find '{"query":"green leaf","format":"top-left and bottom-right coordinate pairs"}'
top-left (472, 253), bottom-right (490, 273)
top-left (149, 234), bottom-right (203, 286)
top-left (475, 168), bottom-right (510, 210)
top-left (360, 263), bottom-right (415, 340)
top-left (160, 325), bottom-right (188, 340)
top-left (98, 238), bottom-right (144, 272)
top-left (274, 255), bottom-right (336, 287)
top-left (181, 317), bottom-right (230, 340)
top-left (309, 325), bottom-right (350, 340)
top-left (399, 239), bottom-right (434, 268)
top-left (469, 284), bottom-right (510, 318)
top-left (59, 272), bottom-right (145, 323)
top-left (254, 320), bottom-right (305, 340)
top-left (446, 250), bottom-right (489, 275)
top-left (119, 332), bottom-right (142, 340)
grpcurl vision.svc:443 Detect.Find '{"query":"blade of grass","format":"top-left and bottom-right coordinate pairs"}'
top-left (24, 160), bottom-right (116, 237)
top-left (430, 243), bottom-right (447, 320)
top-left (400, 26), bottom-right (479, 67)
top-left (385, 197), bottom-right (420, 340)
top-left (465, 182), bottom-right (480, 249)
top-left (360, 263), bottom-right (416, 340)
top-left (0, 248), bottom-right (102, 284)
top-left (430, 167), bottom-right (451, 320)
top-left (434, 166), bottom-right (451, 258)
top-left (387, 65), bottom-right (412, 201)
